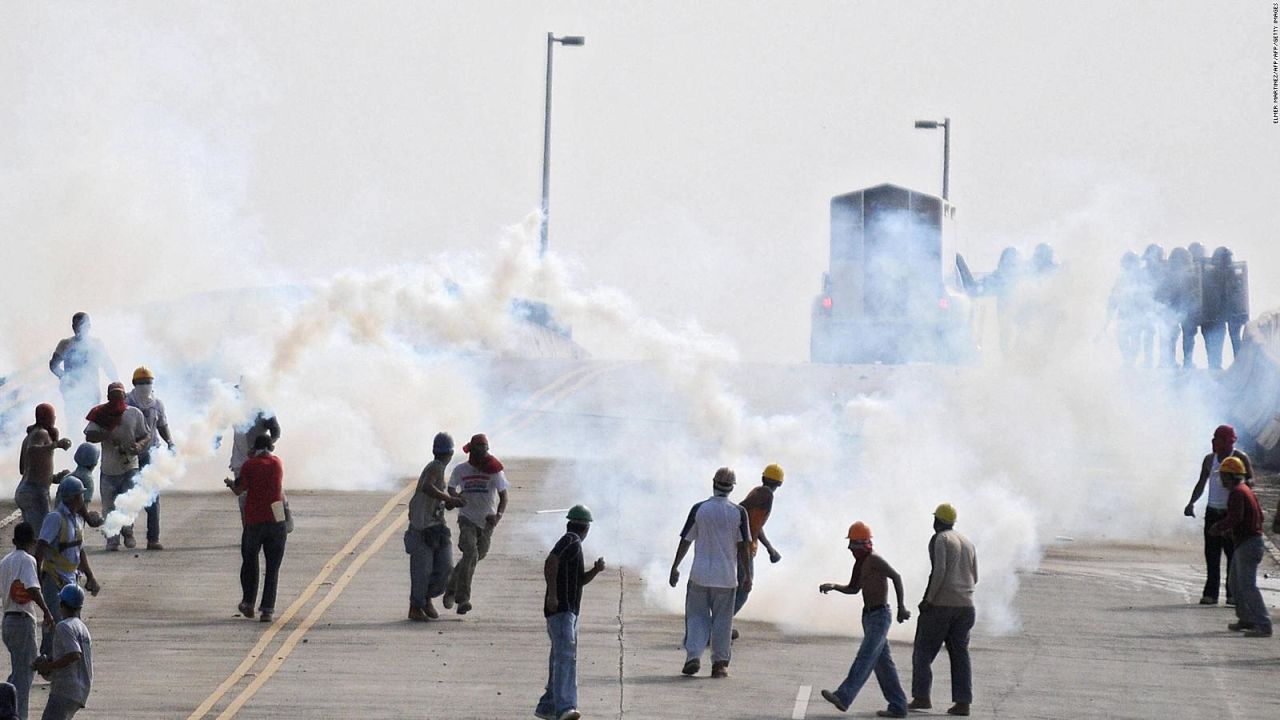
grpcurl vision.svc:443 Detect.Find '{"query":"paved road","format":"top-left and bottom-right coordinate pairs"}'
top-left (5, 465), bottom-right (1272, 720)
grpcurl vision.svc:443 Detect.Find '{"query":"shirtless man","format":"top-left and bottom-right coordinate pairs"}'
top-left (16, 404), bottom-right (73, 531)
top-left (819, 521), bottom-right (911, 718)
top-left (48, 313), bottom-right (117, 424)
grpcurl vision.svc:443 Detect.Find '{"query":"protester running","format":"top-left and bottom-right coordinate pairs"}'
top-left (733, 463), bottom-right (784, 628)
top-left (84, 382), bottom-right (150, 551)
top-left (443, 434), bottom-right (508, 616)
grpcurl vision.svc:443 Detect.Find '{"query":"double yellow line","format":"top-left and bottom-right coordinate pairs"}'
top-left (188, 360), bottom-right (619, 719)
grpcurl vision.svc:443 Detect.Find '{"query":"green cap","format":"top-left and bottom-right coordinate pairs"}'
top-left (566, 505), bottom-right (594, 523)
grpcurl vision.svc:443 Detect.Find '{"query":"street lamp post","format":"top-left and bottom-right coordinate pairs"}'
top-left (541, 32), bottom-right (585, 256)
top-left (913, 117), bottom-right (951, 201)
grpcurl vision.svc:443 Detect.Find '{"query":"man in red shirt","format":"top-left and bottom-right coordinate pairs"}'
top-left (228, 435), bottom-right (287, 623)
top-left (1208, 457), bottom-right (1271, 637)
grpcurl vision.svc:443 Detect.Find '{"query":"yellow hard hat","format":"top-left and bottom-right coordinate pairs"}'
top-left (762, 464), bottom-right (784, 483)
top-left (846, 521), bottom-right (872, 542)
top-left (933, 503), bottom-right (958, 525)
top-left (1219, 457), bottom-right (1246, 476)
top-left (132, 366), bottom-right (155, 384)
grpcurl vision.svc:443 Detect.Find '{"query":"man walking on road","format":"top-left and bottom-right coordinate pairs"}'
top-left (818, 521), bottom-right (910, 718)
top-left (1184, 424), bottom-right (1253, 605)
top-left (909, 503), bottom-right (978, 717)
top-left (443, 434), bottom-right (508, 616)
top-left (33, 584), bottom-right (92, 720)
top-left (669, 467), bottom-right (751, 678)
top-left (405, 432), bottom-right (466, 621)
top-left (733, 463), bottom-right (784, 626)
top-left (125, 367), bottom-right (174, 550)
top-left (84, 382), bottom-right (150, 551)
top-left (1, 522), bottom-right (54, 720)
top-left (535, 505), bottom-right (605, 720)
top-left (230, 435), bottom-right (288, 623)
top-left (1209, 457), bottom-right (1272, 637)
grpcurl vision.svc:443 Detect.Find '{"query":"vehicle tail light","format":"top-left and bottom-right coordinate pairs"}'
top-left (938, 297), bottom-right (950, 310)
top-left (822, 297), bottom-right (833, 310)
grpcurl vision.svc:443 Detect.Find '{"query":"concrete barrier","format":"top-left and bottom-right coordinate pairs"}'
top-left (1221, 309), bottom-right (1280, 467)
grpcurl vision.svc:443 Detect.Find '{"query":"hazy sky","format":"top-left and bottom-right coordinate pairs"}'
top-left (3, 1), bottom-right (1277, 361)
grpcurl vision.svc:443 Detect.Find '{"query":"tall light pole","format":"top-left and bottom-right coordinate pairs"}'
top-left (541, 33), bottom-right (585, 256)
top-left (913, 117), bottom-right (951, 201)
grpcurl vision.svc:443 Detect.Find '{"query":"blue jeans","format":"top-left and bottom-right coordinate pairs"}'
top-left (834, 606), bottom-right (908, 713)
top-left (1229, 535), bottom-right (1271, 630)
top-left (100, 469), bottom-right (159, 543)
top-left (4, 613), bottom-right (37, 719)
top-left (404, 526), bottom-right (453, 607)
top-left (684, 582), bottom-right (735, 664)
top-left (536, 611), bottom-right (578, 716)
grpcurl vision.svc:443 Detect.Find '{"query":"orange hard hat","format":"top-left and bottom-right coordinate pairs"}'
top-left (846, 521), bottom-right (872, 542)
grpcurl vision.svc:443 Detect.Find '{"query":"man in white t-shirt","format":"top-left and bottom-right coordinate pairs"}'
top-left (443, 434), bottom-right (508, 616)
top-left (0, 522), bottom-right (53, 720)
top-left (84, 382), bottom-right (150, 551)
top-left (33, 585), bottom-right (91, 720)
top-left (669, 468), bottom-right (751, 679)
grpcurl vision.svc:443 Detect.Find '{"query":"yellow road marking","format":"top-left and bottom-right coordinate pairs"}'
top-left (185, 488), bottom-right (411, 720)
top-left (216, 512), bottom-right (409, 718)
top-left (188, 361), bottom-right (607, 718)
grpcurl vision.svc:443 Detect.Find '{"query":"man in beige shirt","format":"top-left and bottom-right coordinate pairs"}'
top-left (910, 503), bottom-right (978, 717)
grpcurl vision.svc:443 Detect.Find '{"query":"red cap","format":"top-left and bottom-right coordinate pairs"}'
top-left (462, 433), bottom-right (488, 453)
top-left (1213, 425), bottom-right (1236, 442)
top-left (107, 382), bottom-right (126, 395)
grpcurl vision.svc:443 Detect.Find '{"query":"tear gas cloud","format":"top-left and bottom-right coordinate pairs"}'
top-left (0, 4), bottom-right (1252, 636)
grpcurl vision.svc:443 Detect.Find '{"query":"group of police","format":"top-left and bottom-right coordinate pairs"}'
top-left (1106, 244), bottom-right (1250, 369)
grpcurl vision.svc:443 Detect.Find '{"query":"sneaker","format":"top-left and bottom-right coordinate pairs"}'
top-left (1228, 621), bottom-right (1255, 632)
top-left (557, 711), bottom-right (581, 720)
top-left (534, 711), bottom-right (556, 720)
top-left (681, 658), bottom-right (700, 676)
top-left (877, 710), bottom-right (908, 718)
top-left (424, 600), bottom-right (439, 619)
top-left (122, 532), bottom-right (137, 549)
top-left (457, 601), bottom-right (472, 615)
top-left (820, 689), bottom-right (849, 712)
top-left (1198, 595), bottom-right (1217, 605)
top-left (711, 661), bottom-right (729, 678)
top-left (408, 606), bottom-right (429, 622)
top-left (442, 591), bottom-right (455, 609)
top-left (909, 697), bottom-right (933, 710)
top-left (146, 541), bottom-right (165, 551)
top-left (259, 612), bottom-right (273, 623)
top-left (105, 538), bottom-right (120, 552)
top-left (1243, 627), bottom-right (1273, 638)
top-left (237, 602), bottom-right (254, 619)
top-left (947, 703), bottom-right (971, 716)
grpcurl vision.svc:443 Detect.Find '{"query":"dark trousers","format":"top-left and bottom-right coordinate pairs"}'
top-left (911, 605), bottom-right (975, 704)
top-left (241, 521), bottom-right (288, 614)
top-left (1202, 507), bottom-right (1234, 601)
top-left (1179, 322), bottom-right (1198, 367)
